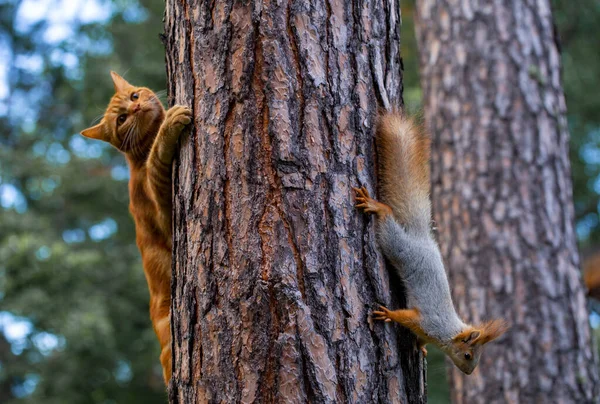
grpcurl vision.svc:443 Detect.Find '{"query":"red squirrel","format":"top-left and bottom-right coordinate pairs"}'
top-left (355, 112), bottom-right (508, 374)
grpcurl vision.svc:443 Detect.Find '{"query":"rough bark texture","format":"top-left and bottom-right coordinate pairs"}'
top-left (415, 1), bottom-right (599, 403)
top-left (164, 0), bottom-right (426, 402)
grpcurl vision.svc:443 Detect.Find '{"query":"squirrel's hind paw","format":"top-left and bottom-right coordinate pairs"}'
top-left (354, 187), bottom-right (392, 218)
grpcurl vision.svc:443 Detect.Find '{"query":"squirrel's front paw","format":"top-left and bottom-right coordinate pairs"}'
top-left (164, 105), bottom-right (192, 133)
top-left (373, 305), bottom-right (394, 323)
top-left (354, 186), bottom-right (374, 212)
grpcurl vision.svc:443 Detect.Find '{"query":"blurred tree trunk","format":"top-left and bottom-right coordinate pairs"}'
top-left (164, 0), bottom-right (425, 402)
top-left (416, 0), bottom-right (599, 403)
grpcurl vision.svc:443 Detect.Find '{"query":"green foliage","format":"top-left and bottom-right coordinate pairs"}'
top-left (0, 0), bottom-right (167, 402)
top-left (552, 0), bottom-right (600, 249)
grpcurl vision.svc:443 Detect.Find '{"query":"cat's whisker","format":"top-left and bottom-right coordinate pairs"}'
top-left (130, 128), bottom-right (139, 158)
top-left (129, 127), bottom-right (138, 155)
top-left (131, 121), bottom-right (145, 160)
top-left (121, 123), bottom-right (135, 152)
top-left (121, 125), bottom-right (131, 150)
top-left (91, 113), bottom-right (104, 125)
top-left (121, 68), bottom-right (132, 79)
top-left (156, 93), bottom-right (167, 105)
top-left (120, 128), bottom-right (128, 150)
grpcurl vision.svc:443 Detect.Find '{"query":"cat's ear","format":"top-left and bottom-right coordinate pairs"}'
top-left (80, 123), bottom-right (106, 141)
top-left (110, 71), bottom-right (131, 93)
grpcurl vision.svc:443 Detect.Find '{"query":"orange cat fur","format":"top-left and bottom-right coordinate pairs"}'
top-left (80, 71), bottom-right (191, 384)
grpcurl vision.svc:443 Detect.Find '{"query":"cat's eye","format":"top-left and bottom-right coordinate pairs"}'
top-left (131, 92), bottom-right (139, 101)
top-left (464, 352), bottom-right (472, 360)
top-left (117, 114), bottom-right (127, 125)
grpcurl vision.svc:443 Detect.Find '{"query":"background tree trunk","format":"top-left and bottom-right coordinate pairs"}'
top-left (415, 0), bottom-right (599, 403)
top-left (164, 0), bottom-right (425, 402)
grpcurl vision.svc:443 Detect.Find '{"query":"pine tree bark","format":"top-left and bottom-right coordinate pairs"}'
top-left (415, 1), bottom-right (599, 403)
top-left (164, 0), bottom-right (425, 402)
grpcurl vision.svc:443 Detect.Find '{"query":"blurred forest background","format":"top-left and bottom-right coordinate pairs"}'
top-left (0, 0), bottom-right (598, 403)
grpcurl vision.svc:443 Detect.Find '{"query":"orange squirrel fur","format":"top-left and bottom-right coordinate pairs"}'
top-left (356, 112), bottom-right (508, 374)
top-left (80, 72), bottom-right (191, 384)
top-left (584, 252), bottom-right (600, 300)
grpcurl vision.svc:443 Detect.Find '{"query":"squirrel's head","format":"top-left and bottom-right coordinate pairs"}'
top-left (446, 319), bottom-right (509, 375)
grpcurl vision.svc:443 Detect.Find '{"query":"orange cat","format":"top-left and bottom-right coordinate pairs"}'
top-left (80, 71), bottom-right (191, 384)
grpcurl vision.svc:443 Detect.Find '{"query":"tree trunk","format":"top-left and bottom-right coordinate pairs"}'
top-left (415, 0), bottom-right (599, 403)
top-left (164, 0), bottom-right (425, 402)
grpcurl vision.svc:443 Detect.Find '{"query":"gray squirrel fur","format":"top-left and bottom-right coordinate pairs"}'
top-left (376, 216), bottom-right (467, 342)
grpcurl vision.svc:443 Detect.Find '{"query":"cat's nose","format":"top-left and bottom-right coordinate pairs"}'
top-left (132, 104), bottom-right (141, 113)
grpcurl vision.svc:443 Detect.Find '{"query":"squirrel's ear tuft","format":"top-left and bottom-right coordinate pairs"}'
top-left (475, 319), bottom-right (509, 345)
top-left (464, 330), bottom-right (480, 343)
top-left (453, 327), bottom-right (479, 344)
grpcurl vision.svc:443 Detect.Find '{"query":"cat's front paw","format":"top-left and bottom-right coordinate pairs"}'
top-left (165, 105), bottom-right (192, 134)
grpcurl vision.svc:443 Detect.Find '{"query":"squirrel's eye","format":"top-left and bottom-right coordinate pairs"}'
top-left (131, 92), bottom-right (139, 101)
top-left (117, 114), bottom-right (127, 125)
top-left (464, 352), bottom-right (472, 360)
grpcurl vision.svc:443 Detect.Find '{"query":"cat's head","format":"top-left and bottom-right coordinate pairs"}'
top-left (80, 71), bottom-right (165, 159)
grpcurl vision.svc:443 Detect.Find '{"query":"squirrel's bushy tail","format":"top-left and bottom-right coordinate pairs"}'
top-left (376, 112), bottom-right (431, 234)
